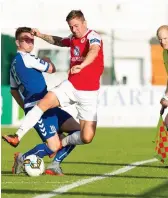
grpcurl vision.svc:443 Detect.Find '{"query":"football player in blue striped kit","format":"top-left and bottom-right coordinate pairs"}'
top-left (2, 27), bottom-right (82, 175)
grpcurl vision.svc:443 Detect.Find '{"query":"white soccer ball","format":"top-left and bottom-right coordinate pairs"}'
top-left (23, 154), bottom-right (45, 177)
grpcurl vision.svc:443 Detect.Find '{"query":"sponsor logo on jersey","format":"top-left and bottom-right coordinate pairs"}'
top-left (49, 125), bottom-right (57, 134)
top-left (71, 57), bottom-right (85, 62)
top-left (90, 38), bottom-right (100, 44)
top-left (81, 38), bottom-right (86, 43)
top-left (74, 46), bottom-right (80, 56)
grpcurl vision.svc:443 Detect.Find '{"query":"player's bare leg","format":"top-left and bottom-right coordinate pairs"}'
top-left (22, 91), bottom-right (60, 129)
top-left (62, 120), bottom-right (96, 146)
top-left (79, 120), bottom-right (97, 143)
top-left (60, 117), bottom-right (80, 132)
top-left (2, 91), bottom-right (60, 148)
top-left (46, 133), bottom-right (62, 158)
top-left (45, 133), bottom-right (76, 176)
top-left (17, 91), bottom-right (60, 136)
top-left (45, 135), bottom-right (64, 176)
top-left (37, 91), bottom-right (60, 112)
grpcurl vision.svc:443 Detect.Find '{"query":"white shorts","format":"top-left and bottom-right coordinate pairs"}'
top-left (50, 80), bottom-right (99, 121)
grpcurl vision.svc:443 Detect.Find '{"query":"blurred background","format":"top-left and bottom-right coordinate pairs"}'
top-left (1, 0), bottom-right (168, 127)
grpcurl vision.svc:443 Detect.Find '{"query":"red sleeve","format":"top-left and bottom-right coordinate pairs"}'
top-left (61, 37), bottom-right (71, 47)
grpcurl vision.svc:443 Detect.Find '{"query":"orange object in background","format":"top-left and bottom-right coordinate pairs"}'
top-left (151, 44), bottom-right (167, 85)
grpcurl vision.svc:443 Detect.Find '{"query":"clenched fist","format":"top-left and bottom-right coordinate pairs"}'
top-left (31, 28), bottom-right (42, 37)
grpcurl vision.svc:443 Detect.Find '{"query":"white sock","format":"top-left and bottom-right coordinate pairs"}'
top-left (62, 131), bottom-right (84, 146)
top-left (16, 105), bottom-right (44, 140)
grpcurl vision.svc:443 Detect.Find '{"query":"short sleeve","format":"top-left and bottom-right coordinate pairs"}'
top-left (87, 31), bottom-right (101, 46)
top-left (61, 34), bottom-right (72, 47)
top-left (22, 54), bottom-right (49, 72)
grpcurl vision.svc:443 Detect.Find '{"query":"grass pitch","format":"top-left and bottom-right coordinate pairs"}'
top-left (1, 127), bottom-right (168, 198)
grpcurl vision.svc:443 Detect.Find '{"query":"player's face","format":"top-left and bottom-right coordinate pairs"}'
top-left (158, 29), bottom-right (168, 50)
top-left (17, 32), bottom-right (34, 52)
top-left (68, 18), bottom-right (87, 38)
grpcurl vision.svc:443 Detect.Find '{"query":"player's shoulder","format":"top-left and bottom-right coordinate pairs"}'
top-left (163, 49), bottom-right (168, 59)
top-left (87, 30), bottom-right (102, 45)
top-left (163, 50), bottom-right (168, 64)
top-left (63, 34), bottom-right (73, 40)
top-left (13, 52), bottom-right (30, 66)
top-left (17, 51), bottom-right (29, 57)
top-left (14, 51), bottom-right (25, 60)
top-left (68, 34), bottom-right (73, 39)
top-left (87, 30), bottom-right (101, 39)
top-left (17, 51), bottom-right (33, 62)
top-left (19, 52), bottom-right (39, 68)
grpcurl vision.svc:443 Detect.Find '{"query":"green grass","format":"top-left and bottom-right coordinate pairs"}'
top-left (1, 127), bottom-right (168, 198)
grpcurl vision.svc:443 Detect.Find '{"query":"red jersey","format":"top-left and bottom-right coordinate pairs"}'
top-left (61, 29), bottom-right (104, 90)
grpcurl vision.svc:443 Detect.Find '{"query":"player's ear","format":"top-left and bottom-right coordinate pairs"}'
top-left (15, 40), bottom-right (20, 47)
top-left (83, 20), bottom-right (87, 27)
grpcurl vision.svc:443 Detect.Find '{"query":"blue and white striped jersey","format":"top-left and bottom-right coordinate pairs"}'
top-left (10, 51), bottom-right (49, 105)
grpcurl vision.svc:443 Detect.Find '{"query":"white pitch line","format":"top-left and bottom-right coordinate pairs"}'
top-left (33, 158), bottom-right (158, 198)
top-left (2, 181), bottom-right (71, 184)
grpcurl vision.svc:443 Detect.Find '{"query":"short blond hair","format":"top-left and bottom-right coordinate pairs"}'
top-left (156, 25), bottom-right (168, 37)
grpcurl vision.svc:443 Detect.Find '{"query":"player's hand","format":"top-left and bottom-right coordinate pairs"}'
top-left (42, 57), bottom-right (51, 63)
top-left (70, 65), bottom-right (83, 74)
top-left (31, 28), bottom-right (41, 37)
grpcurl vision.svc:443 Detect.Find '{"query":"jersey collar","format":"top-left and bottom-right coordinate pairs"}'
top-left (82, 29), bottom-right (90, 38)
top-left (17, 50), bottom-right (28, 55)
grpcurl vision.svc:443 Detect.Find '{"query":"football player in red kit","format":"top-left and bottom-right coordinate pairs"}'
top-left (4, 10), bottom-right (104, 150)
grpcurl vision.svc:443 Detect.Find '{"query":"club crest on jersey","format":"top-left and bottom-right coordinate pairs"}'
top-left (74, 46), bottom-right (80, 56)
top-left (81, 38), bottom-right (85, 43)
top-left (50, 125), bottom-right (57, 133)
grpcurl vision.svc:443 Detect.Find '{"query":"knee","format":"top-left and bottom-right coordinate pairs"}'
top-left (48, 144), bottom-right (61, 153)
top-left (80, 123), bottom-right (96, 144)
top-left (81, 135), bottom-right (94, 144)
top-left (38, 92), bottom-right (57, 111)
top-left (47, 141), bottom-right (61, 153)
top-left (38, 98), bottom-right (52, 112)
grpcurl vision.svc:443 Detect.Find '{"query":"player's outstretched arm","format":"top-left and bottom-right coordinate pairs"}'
top-left (81, 44), bottom-right (100, 68)
top-left (11, 89), bottom-right (24, 109)
top-left (71, 45), bottom-right (100, 74)
top-left (31, 28), bottom-right (64, 47)
top-left (42, 57), bottom-right (56, 73)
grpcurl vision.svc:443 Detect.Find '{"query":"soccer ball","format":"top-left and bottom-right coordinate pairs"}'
top-left (23, 154), bottom-right (45, 177)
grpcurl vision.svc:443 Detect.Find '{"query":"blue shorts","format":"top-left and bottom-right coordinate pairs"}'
top-left (24, 107), bottom-right (72, 142)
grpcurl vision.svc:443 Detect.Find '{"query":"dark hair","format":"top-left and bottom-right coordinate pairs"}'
top-left (15, 27), bottom-right (31, 39)
top-left (66, 10), bottom-right (85, 22)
